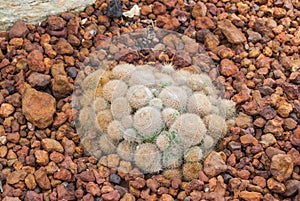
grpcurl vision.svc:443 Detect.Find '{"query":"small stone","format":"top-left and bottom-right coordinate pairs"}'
top-left (78, 170), bottom-right (95, 182)
top-left (287, 148), bottom-right (300, 166)
top-left (47, 16), bottom-right (66, 31)
top-left (86, 182), bottom-right (101, 196)
top-left (235, 113), bottom-right (252, 129)
top-left (273, 7), bottom-right (287, 18)
top-left (218, 19), bottom-right (246, 44)
top-left (34, 150), bottom-right (49, 166)
top-left (6, 170), bottom-right (27, 184)
top-left (253, 176), bottom-right (266, 188)
top-left (246, 30), bottom-right (262, 43)
top-left (153, 2), bottom-right (166, 15)
top-left (25, 174), bottom-right (37, 190)
top-left (284, 118), bottom-right (297, 130)
top-left (264, 116), bottom-right (284, 136)
top-left (239, 191), bottom-right (262, 201)
top-left (22, 88), bottom-right (56, 129)
top-left (9, 20), bottom-right (29, 39)
top-left (120, 193), bottom-right (135, 201)
top-left (159, 194), bottom-right (174, 201)
top-left (270, 154), bottom-right (293, 182)
top-left (3, 197), bottom-right (21, 201)
top-left (55, 38), bottom-right (74, 55)
top-left (204, 33), bottom-right (219, 50)
top-left (109, 173), bottom-right (121, 184)
top-left (0, 103), bottom-right (15, 117)
top-left (240, 134), bottom-right (258, 145)
top-left (54, 169), bottom-right (72, 181)
top-left (27, 50), bottom-right (46, 72)
top-left (266, 147), bottom-right (285, 159)
top-left (204, 151), bottom-right (227, 177)
top-left (284, 180), bottom-right (300, 197)
top-left (24, 191), bottom-right (43, 201)
top-left (260, 134), bottom-right (276, 147)
top-left (51, 62), bottom-right (67, 77)
top-left (57, 184), bottom-right (76, 200)
top-left (192, 2), bottom-right (207, 18)
top-left (130, 177), bottom-right (146, 189)
top-left (237, 2), bottom-right (250, 14)
top-left (267, 178), bottom-right (286, 193)
top-left (28, 72), bottom-right (51, 88)
top-left (34, 167), bottom-right (51, 189)
top-left (41, 138), bottom-right (64, 153)
top-left (259, 106), bottom-right (275, 120)
top-left (0, 146), bottom-right (8, 157)
top-left (277, 101), bottom-right (293, 117)
top-left (50, 151), bottom-right (64, 163)
top-left (6, 133), bottom-right (20, 144)
top-left (141, 5), bottom-right (152, 16)
top-left (195, 17), bottom-right (215, 29)
top-left (52, 75), bottom-right (73, 99)
top-left (156, 14), bottom-right (180, 31)
top-left (220, 59), bottom-right (239, 76)
top-left (292, 126), bottom-right (300, 146)
top-left (102, 190), bottom-right (120, 201)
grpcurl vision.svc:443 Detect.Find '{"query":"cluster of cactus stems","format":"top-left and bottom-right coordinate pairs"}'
top-left (76, 63), bottom-right (236, 179)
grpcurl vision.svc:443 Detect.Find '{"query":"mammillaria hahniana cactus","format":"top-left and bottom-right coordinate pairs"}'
top-left (76, 63), bottom-right (236, 180)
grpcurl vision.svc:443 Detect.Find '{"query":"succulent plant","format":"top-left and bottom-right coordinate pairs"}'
top-left (76, 63), bottom-right (236, 177)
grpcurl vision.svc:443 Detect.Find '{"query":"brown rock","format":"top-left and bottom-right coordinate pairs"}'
top-left (153, 2), bottom-right (166, 15)
top-left (57, 184), bottom-right (76, 200)
top-left (264, 116), bottom-right (284, 136)
top-left (141, 5), bottom-right (152, 16)
top-left (120, 193), bottom-right (136, 201)
top-left (0, 146), bottom-right (8, 157)
top-left (25, 174), bottom-right (37, 190)
top-left (195, 17), bottom-right (215, 29)
top-left (267, 178), bottom-right (286, 193)
top-left (260, 134), bottom-right (276, 147)
top-left (292, 126), bottom-right (300, 146)
top-left (52, 75), bottom-right (73, 99)
top-left (51, 62), bottom-right (67, 77)
top-left (159, 194), bottom-right (174, 201)
top-left (204, 151), bottom-right (227, 177)
top-left (247, 30), bottom-right (262, 43)
top-left (218, 19), bottom-right (246, 44)
top-left (273, 7), bottom-right (287, 18)
top-left (270, 154), bottom-right (293, 182)
top-left (9, 20), bottom-right (29, 39)
top-left (22, 88), bottom-right (56, 129)
top-left (78, 170), bottom-right (95, 182)
top-left (259, 106), bottom-right (275, 120)
top-left (237, 2), bottom-right (250, 14)
top-left (54, 168), bottom-right (72, 181)
top-left (34, 150), bottom-right (49, 165)
top-left (28, 72), bottom-right (51, 88)
top-left (277, 101), bottom-right (293, 118)
top-left (284, 180), bottom-right (300, 197)
top-left (240, 134), bottom-right (258, 145)
top-left (27, 49), bottom-right (46, 72)
top-left (24, 191), bottom-right (43, 201)
top-left (34, 167), bottom-right (51, 189)
top-left (266, 147), bottom-right (285, 159)
top-left (102, 190), bottom-right (120, 201)
top-left (235, 112), bottom-right (252, 129)
top-left (287, 148), bottom-right (300, 166)
top-left (47, 16), bottom-right (66, 31)
top-left (156, 14), bottom-right (180, 31)
top-left (239, 191), bottom-right (262, 201)
top-left (6, 170), bottom-right (27, 184)
top-left (62, 137), bottom-right (75, 156)
top-left (192, 2), bottom-right (207, 18)
top-left (41, 138), bottom-right (64, 153)
top-left (253, 176), bottom-right (266, 188)
top-left (9, 38), bottom-right (23, 48)
top-left (205, 33), bottom-right (219, 50)
top-left (147, 178), bottom-right (160, 192)
top-left (130, 177), bottom-right (146, 189)
top-left (220, 59), bottom-right (239, 76)
top-left (6, 132), bottom-right (20, 144)
top-left (0, 103), bottom-right (15, 117)
top-left (50, 151), bottom-right (64, 163)
top-left (55, 38), bottom-right (74, 55)
top-left (86, 182), bottom-right (101, 196)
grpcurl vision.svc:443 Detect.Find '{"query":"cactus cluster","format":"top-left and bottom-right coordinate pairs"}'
top-left (77, 63), bottom-right (236, 180)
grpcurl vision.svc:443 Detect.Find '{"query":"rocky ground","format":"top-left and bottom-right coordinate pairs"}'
top-left (0, 0), bottom-right (300, 200)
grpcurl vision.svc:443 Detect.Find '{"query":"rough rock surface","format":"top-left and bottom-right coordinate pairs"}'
top-left (0, 0), bottom-right (95, 31)
top-left (22, 88), bottom-right (56, 128)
